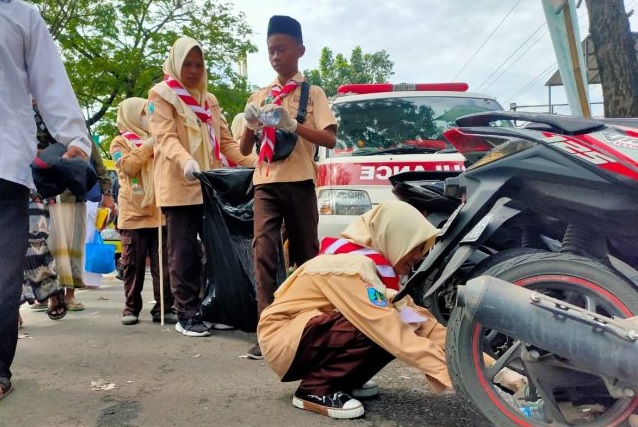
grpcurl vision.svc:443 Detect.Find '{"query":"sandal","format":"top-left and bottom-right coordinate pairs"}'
top-left (30, 301), bottom-right (48, 311)
top-left (0, 377), bottom-right (13, 402)
top-left (46, 292), bottom-right (67, 321)
top-left (66, 301), bottom-right (85, 311)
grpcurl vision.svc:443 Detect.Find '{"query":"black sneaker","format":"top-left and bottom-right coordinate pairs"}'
top-left (292, 389), bottom-right (364, 419)
top-left (175, 315), bottom-right (210, 337)
top-left (246, 343), bottom-right (263, 360)
top-left (152, 311), bottom-right (178, 325)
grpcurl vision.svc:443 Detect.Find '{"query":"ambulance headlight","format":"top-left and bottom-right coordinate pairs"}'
top-left (318, 189), bottom-right (372, 215)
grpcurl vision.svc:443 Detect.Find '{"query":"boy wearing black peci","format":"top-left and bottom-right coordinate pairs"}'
top-left (239, 15), bottom-right (337, 359)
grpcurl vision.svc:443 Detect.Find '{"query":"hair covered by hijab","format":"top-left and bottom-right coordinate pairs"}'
top-left (162, 35), bottom-right (207, 100)
top-left (340, 200), bottom-right (439, 267)
top-left (116, 97), bottom-right (150, 138)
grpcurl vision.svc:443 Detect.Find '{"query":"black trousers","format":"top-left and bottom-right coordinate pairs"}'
top-left (253, 180), bottom-right (319, 316)
top-left (120, 227), bottom-right (173, 317)
top-left (0, 179), bottom-right (29, 379)
top-left (162, 205), bottom-right (203, 320)
top-left (283, 311), bottom-right (395, 395)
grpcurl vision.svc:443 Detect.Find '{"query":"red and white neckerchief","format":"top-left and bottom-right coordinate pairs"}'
top-left (121, 131), bottom-right (142, 147)
top-left (258, 80), bottom-right (298, 168)
top-left (319, 237), bottom-right (400, 291)
top-left (121, 130), bottom-right (153, 158)
top-left (164, 76), bottom-right (229, 166)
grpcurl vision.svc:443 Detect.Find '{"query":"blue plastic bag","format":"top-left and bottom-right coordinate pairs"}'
top-left (85, 230), bottom-right (115, 274)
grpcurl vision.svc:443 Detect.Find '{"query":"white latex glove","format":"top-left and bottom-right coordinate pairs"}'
top-left (183, 159), bottom-right (201, 181)
top-left (268, 105), bottom-right (297, 132)
top-left (244, 103), bottom-right (262, 131)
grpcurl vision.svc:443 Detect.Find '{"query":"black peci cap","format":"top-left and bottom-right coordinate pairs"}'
top-left (267, 15), bottom-right (303, 44)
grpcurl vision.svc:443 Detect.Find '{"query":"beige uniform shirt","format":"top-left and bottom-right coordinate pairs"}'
top-left (248, 73), bottom-right (336, 185)
top-left (149, 92), bottom-right (254, 207)
top-left (109, 135), bottom-right (161, 230)
top-left (257, 253), bottom-right (451, 392)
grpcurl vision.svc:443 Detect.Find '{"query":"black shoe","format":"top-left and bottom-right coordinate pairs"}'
top-left (152, 311), bottom-right (178, 324)
top-left (0, 376), bottom-right (13, 401)
top-left (292, 389), bottom-right (364, 419)
top-left (246, 343), bottom-right (263, 360)
top-left (175, 315), bottom-right (210, 337)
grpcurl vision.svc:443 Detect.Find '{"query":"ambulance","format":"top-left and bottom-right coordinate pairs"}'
top-left (316, 82), bottom-right (505, 239)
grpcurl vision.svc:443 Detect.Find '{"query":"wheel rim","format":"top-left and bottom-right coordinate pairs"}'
top-left (470, 273), bottom-right (638, 426)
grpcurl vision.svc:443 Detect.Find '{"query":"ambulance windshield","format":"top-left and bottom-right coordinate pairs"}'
top-left (331, 95), bottom-right (505, 157)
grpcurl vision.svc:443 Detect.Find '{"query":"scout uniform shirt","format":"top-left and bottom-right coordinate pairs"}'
top-left (247, 72), bottom-right (336, 185)
top-left (257, 253), bottom-right (452, 392)
top-left (109, 136), bottom-right (160, 230)
top-left (149, 91), bottom-right (253, 207)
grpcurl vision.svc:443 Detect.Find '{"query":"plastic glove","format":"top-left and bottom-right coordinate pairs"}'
top-left (183, 159), bottom-right (201, 181)
top-left (269, 105), bottom-right (297, 133)
top-left (142, 137), bottom-right (154, 148)
top-left (244, 103), bottom-right (262, 131)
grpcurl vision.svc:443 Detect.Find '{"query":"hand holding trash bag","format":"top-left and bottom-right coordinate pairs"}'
top-left (183, 159), bottom-right (200, 181)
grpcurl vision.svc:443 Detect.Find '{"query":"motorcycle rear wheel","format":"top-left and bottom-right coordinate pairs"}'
top-left (446, 251), bottom-right (638, 427)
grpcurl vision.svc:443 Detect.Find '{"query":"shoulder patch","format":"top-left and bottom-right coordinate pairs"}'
top-left (367, 285), bottom-right (388, 307)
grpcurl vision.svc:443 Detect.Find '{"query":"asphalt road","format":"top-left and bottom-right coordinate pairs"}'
top-left (4, 273), bottom-right (492, 427)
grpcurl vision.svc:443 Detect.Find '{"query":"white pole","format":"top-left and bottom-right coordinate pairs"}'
top-left (158, 210), bottom-right (164, 325)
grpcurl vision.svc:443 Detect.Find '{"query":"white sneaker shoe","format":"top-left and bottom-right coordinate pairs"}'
top-left (352, 380), bottom-right (378, 398)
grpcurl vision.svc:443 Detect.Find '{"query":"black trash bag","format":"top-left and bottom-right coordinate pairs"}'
top-left (198, 168), bottom-right (286, 333)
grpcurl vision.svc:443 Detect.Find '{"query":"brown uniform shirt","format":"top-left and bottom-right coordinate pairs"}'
top-left (248, 73), bottom-right (336, 185)
top-left (149, 91), bottom-right (254, 207)
top-left (109, 136), bottom-right (160, 230)
top-left (257, 253), bottom-right (452, 392)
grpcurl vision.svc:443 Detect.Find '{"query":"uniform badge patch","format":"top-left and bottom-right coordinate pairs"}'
top-left (367, 286), bottom-right (388, 307)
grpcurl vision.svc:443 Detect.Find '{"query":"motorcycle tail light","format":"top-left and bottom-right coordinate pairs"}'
top-left (469, 139), bottom-right (535, 170)
top-left (444, 128), bottom-right (493, 155)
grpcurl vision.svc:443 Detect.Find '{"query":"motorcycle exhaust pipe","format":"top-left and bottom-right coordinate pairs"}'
top-left (457, 276), bottom-right (638, 388)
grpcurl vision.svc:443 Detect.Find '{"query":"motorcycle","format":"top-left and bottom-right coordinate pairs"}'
top-left (391, 111), bottom-right (638, 426)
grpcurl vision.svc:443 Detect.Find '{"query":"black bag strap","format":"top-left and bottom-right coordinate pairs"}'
top-left (295, 82), bottom-right (311, 124)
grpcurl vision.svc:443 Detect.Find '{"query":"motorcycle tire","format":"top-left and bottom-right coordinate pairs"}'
top-left (446, 251), bottom-right (638, 427)
top-left (426, 248), bottom-right (547, 325)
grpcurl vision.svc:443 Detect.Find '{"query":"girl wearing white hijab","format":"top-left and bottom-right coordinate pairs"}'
top-left (257, 201), bottom-right (450, 420)
top-left (109, 97), bottom-right (175, 327)
top-left (148, 36), bottom-right (253, 337)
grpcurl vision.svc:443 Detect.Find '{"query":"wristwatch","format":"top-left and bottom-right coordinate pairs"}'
top-left (103, 188), bottom-right (113, 196)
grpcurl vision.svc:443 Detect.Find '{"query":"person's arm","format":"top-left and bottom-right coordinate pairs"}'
top-left (90, 144), bottom-right (116, 211)
top-left (270, 87), bottom-right (337, 148)
top-left (219, 115), bottom-right (256, 166)
top-left (149, 95), bottom-right (194, 170)
top-left (239, 94), bottom-right (261, 156)
top-left (25, 6), bottom-right (91, 159)
top-left (110, 136), bottom-right (153, 177)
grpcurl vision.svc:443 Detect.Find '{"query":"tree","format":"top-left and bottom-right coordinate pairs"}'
top-left (584, 0), bottom-right (638, 117)
top-left (303, 46), bottom-right (394, 96)
top-left (32, 0), bottom-right (256, 148)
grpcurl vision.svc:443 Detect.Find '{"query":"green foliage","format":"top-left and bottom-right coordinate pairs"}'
top-left (31, 0), bottom-right (256, 153)
top-left (303, 46), bottom-right (394, 96)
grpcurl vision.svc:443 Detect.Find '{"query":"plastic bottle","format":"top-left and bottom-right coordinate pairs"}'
top-left (131, 177), bottom-right (144, 195)
top-left (260, 108), bottom-right (280, 126)
top-left (495, 388), bottom-right (545, 422)
top-left (519, 401), bottom-right (546, 422)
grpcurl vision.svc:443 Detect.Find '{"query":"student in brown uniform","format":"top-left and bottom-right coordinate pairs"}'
top-left (149, 36), bottom-right (254, 337)
top-left (257, 201), bottom-right (450, 419)
top-left (239, 15), bottom-right (337, 359)
top-left (110, 97), bottom-right (176, 326)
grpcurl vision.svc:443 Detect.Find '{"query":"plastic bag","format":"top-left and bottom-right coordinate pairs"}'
top-left (85, 230), bottom-right (115, 274)
top-left (198, 168), bottom-right (286, 333)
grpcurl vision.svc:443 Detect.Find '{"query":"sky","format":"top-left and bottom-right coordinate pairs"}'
top-left (229, 0), bottom-right (638, 117)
